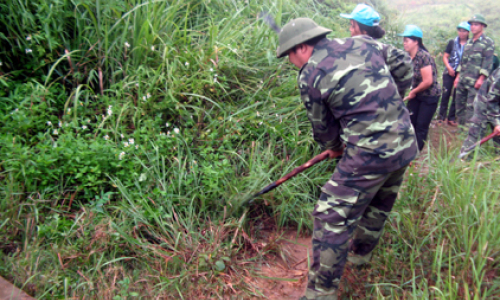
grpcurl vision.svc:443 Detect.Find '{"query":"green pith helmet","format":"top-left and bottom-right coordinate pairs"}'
top-left (468, 14), bottom-right (487, 27)
top-left (276, 18), bottom-right (332, 58)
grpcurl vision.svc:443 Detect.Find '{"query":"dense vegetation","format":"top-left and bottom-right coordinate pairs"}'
top-left (0, 0), bottom-right (499, 299)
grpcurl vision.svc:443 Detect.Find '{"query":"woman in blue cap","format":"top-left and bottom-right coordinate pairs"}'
top-left (400, 25), bottom-right (442, 151)
top-left (437, 21), bottom-right (470, 126)
top-left (340, 3), bottom-right (386, 39)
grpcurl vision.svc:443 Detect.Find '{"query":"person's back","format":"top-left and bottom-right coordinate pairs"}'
top-left (298, 35), bottom-right (418, 175)
top-left (461, 67), bottom-right (500, 153)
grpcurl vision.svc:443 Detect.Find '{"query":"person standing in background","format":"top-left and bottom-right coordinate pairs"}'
top-left (461, 68), bottom-right (500, 155)
top-left (493, 53), bottom-right (499, 72)
top-left (400, 25), bottom-right (442, 151)
top-left (454, 14), bottom-right (495, 127)
top-left (437, 22), bottom-right (470, 126)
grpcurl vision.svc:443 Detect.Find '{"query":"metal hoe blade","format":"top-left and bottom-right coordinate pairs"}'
top-left (258, 11), bottom-right (281, 33)
top-left (242, 149), bottom-right (343, 207)
top-left (457, 131), bottom-right (498, 160)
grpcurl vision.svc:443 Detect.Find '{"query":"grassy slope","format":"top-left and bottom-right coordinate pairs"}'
top-left (389, 0), bottom-right (500, 54)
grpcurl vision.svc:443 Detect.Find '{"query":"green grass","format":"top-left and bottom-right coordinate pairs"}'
top-left (1, 0), bottom-right (500, 298)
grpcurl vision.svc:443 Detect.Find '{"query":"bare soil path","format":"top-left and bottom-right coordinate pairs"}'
top-left (0, 276), bottom-right (35, 300)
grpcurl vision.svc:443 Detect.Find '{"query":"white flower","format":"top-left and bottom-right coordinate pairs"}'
top-left (173, 128), bottom-right (180, 134)
top-left (256, 111), bottom-right (260, 116)
top-left (214, 74), bottom-right (218, 77)
top-left (0, 61), bottom-right (3, 66)
top-left (276, 114), bottom-right (279, 117)
top-left (124, 141), bottom-right (129, 147)
top-left (185, 62), bottom-right (189, 66)
top-left (209, 68), bottom-right (213, 72)
top-left (67, 108), bottom-right (71, 113)
top-left (107, 108), bottom-right (112, 116)
top-left (47, 121), bottom-right (52, 126)
top-left (15, 108), bottom-right (18, 112)
top-left (104, 135), bottom-right (109, 140)
top-left (82, 125), bottom-right (87, 130)
top-left (135, 145), bottom-right (139, 149)
top-left (87, 119), bottom-right (90, 123)
top-left (58, 121), bottom-right (62, 128)
top-left (120, 134), bottom-right (124, 138)
top-left (160, 132), bottom-right (165, 136)
top-left (125, 42), bottom-right (130, 48)
top-left (142, 95), bottom-right (147, 101)
top-left (53, 129), bottom-right (58, 135)
top-left (166, 122), bottom-right (170, 127)
top-left (26, 36), bottom-right (31, 41)
top-left (25, 48), bottom-right (32, 54)
top-left (147, 93), bottom-right (151, 99)
top-left (151, 46), bottom-right (155, 51)
top-left (259, 121), bottom-right (263, 125)
top-left (135, 83), bottom-right (139, 87)
top-left (167, 131), bottom-right (171, 136)
top-left (214, 77), bottom-right (218, 83)
top-left (128, 138), bottom-right (134, 145)
top-left (119, 152), bottom-right (125, 160)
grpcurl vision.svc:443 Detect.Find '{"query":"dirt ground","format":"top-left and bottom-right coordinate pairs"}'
top-left (250, 121), bottom-right (462, 299)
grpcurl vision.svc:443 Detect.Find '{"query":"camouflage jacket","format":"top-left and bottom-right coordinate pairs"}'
top-left (457, 34), bottom-right (495, 88)
top-left (476, 68), bottom-right (500, 127)
top-left (298, 36), bottom-right (418, 175)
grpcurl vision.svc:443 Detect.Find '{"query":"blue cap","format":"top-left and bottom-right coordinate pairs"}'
top-left (340, 4), bottom-right (381, 27)
top-left (398, 25), bottom-right (423, 39)
top-left (457, 21), bottom-right (470, 31)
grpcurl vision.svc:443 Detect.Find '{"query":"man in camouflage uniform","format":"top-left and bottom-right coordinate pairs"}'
top-left (276, 13), bottom-right (418, 299)
top-left (461, 68), bottom-right (500, 154)
top-left (454, 14), bottom-right (495, 127)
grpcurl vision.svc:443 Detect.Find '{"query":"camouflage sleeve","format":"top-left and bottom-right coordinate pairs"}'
top-left (485, 72), bottom-right (500, 127)
top-left (382, 44), bottom-right (413, 97)
top-left (480, 39), bottom-right (495, 77)
top-left (300, 73), bottom-right (343, 151)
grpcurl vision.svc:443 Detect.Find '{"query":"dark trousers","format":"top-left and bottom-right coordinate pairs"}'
top-left (407, 95), bottom-right (439, 151)
top-left (437, 73), bottom-right (456, 121)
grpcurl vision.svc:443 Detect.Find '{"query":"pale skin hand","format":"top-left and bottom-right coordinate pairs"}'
top-left (494, 125), bottom-right (500, 136)
top-left (474, 75), bottom-right (486, 89)
top-left (404, 66), bottom-right (433, 101)
top-left (325, 148), bottom-right (344, 159)
top-left (443, 53), bottom-right (455, 77)
top-left (454, 73), bottom-right (460, 87)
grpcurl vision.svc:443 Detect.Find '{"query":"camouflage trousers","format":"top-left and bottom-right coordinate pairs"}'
top-left (461, 99), bottom-right (500, 152)
top-left (455, 84), bottom-right (478, 126)
top-left (305, 166), bottom-right (408, 300)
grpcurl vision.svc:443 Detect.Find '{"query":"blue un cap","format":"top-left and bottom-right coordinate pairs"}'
top-left (457, 21), bottom-right (470, 31)
top-left (340, 4), bottom-right (380, 27)
top-left (398, 25), bottom-right (423, 39)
